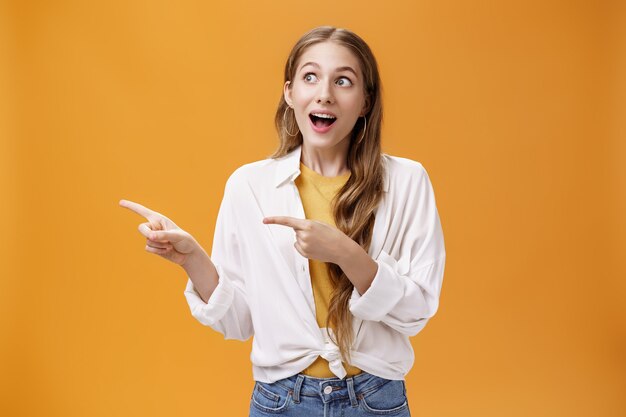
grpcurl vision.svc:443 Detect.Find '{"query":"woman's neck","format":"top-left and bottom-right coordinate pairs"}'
top-left (300, 141), bottom-right (350, 177)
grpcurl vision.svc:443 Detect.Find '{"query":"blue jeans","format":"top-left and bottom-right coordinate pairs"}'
top-left (249, 371), bottom-right (411, 416)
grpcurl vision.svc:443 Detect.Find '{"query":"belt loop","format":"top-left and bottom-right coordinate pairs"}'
top-left (347, 377), bottom-right (358, 407)
top-left (293, 374), bottom-right (305, 404)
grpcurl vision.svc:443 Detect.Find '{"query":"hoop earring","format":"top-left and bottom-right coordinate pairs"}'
top-left (357, 115), bottom-right (367, 144)
top-left (282, 106), bottom-right (299, 137)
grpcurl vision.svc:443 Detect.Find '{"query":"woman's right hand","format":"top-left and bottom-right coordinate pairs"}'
top-left (119, 199), bottom-right (200, 266)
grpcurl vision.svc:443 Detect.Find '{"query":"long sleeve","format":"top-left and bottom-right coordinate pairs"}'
top-left (184, 176), bottom-right (254, 341)
top-left (348, 164), bottom-right (446, 336)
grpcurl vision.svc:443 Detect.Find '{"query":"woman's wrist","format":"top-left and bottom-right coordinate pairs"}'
top-left (181, 243), bottom-right (206, 269)
top-left (336, 237), bottom-right (378, 296)
top-left (182, 246), bottom-right (219, 303)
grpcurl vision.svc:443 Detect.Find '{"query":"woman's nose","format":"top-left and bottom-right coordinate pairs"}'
top-left (316, 81), bottom-right (334, 103)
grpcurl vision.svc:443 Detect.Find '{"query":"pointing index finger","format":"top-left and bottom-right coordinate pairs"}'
top-left (119, 199), bottom-right (155, 219)
top-left (263, 216), bottom-right (307, 230)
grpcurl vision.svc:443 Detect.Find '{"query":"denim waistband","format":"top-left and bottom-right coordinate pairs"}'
top-left (268, 371), bottom-right (402, 405)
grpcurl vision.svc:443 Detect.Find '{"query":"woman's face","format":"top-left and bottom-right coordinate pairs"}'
top-left (284, 41), bottom-right (369, 151)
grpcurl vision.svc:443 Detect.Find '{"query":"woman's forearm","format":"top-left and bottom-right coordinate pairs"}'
top-left (182, 247), bottom-right (219, 303)
top-left (337, 238), bottom-right (378, 296)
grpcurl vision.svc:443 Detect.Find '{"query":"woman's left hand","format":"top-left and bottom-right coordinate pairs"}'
top-left (263, 216), bottom-right (352, 264)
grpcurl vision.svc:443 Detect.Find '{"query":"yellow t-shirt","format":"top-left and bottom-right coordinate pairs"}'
top-left (295, 161), bottom-right (363, 378)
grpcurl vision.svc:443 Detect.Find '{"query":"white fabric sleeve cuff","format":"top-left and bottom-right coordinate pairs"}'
top-left (183, 263), bottom-right (235, 326)
top-left (348, 250), bottom-right (407, 322)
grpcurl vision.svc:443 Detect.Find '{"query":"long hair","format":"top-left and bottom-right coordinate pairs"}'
top-left (270, 26), bottom-right (385, 365)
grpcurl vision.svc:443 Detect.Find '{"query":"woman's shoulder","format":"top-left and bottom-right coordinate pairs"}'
top-left (223, 154), bottom-right (283, 190)
top-left (380, 153), bottom-right (439, 203)
top-left (381, 153), bottom-right (428, 181)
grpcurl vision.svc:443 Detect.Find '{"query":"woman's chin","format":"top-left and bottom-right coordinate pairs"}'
top-left (301, 133), bottom-right (350, 149)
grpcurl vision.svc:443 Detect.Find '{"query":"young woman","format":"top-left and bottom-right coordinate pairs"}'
top-left (120, 26), bottom-right (445, 417)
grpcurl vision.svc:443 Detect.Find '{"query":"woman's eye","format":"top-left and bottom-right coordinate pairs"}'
top-left (337, 77), bottom-right (352, 87)
top-left (304, 73), bottom-right (318, 82)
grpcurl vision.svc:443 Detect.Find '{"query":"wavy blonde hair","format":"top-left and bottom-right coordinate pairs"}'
top-left (269, 26), bottom-right (385, 365)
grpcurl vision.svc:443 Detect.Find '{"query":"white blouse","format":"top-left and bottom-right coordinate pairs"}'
top-left (184, 145), bottom-right (446, 383)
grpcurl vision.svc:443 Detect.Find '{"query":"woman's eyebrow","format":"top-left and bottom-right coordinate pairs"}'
top-left (299, 62), bottom-right (358, 78)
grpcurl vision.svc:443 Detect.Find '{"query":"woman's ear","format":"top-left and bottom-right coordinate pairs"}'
top-left (283, 81), bottom-right (293, 107)
top-left (361, 95), bottom-right (371, 116)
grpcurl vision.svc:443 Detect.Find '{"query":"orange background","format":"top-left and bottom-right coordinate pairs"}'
top-left (1, 1), bottom-right (625, 416)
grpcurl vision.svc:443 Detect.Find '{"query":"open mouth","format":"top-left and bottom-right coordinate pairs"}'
top-left (309, 113), bottom-right (337, 128)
